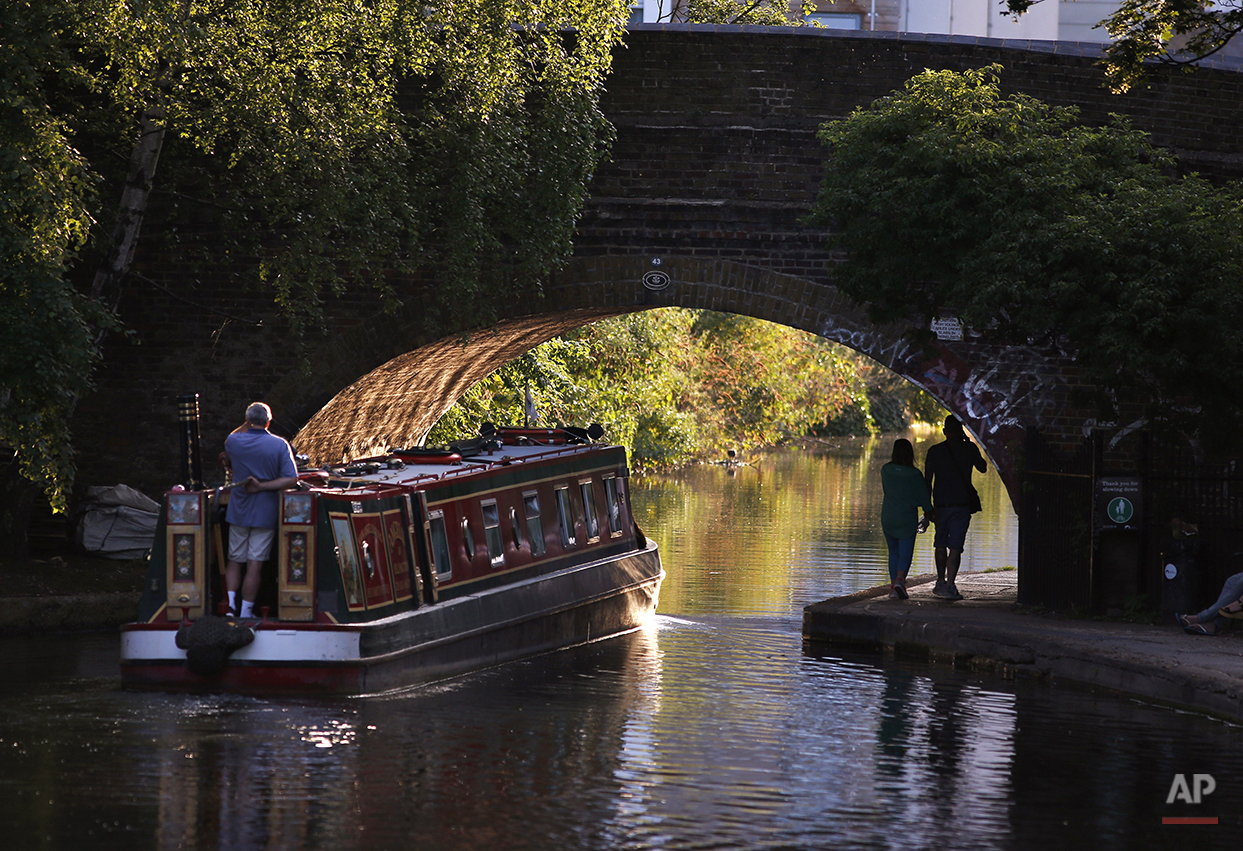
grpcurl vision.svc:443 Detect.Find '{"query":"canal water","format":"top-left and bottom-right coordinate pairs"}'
top-left (2, 433), bottom-right (1241, 850)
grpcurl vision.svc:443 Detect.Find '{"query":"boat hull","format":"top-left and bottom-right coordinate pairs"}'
top-left (120, 541), bottom-right (663, 695)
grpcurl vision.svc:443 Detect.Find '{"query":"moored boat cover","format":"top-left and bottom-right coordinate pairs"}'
top-left (75, 484), bottom-right (160, 559)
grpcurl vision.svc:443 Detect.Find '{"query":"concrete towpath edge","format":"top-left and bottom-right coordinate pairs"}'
top-left (803, 573), bottom-right (1243, 724)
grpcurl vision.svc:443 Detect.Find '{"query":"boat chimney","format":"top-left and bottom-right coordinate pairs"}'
top-left (177, 393), bottom-right (205, 490)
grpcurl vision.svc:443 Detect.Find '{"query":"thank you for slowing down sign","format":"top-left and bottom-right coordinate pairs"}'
top-left (1097, 476), bottom-right (1142, 530)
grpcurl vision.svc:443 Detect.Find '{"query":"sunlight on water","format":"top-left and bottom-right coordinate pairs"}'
top-left (633, 433), bottom-right (1019, 618)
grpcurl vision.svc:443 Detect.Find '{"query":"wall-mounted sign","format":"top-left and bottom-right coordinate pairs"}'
top-left (643, 270), bottom-right (671, 291)
top-left (1097, 476), bottom-right (1142, 530)
top-left (931, 317), bottom-right (963, 341)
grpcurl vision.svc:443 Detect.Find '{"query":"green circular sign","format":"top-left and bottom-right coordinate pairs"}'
top-left (1107, 497), bottom-right (1135, 524)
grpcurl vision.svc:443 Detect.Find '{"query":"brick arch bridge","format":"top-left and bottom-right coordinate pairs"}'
top-left (77, 26), bottom-right (1243, 506)
top-left (281, 254), bottom-right (1060, 507)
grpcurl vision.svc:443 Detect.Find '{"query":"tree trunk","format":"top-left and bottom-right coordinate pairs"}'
top-left (0, 452), bottom-right (39, 559)
top-left (89, 105), bottom-right (167, 307)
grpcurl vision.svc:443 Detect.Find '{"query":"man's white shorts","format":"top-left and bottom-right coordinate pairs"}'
top-left (229, 525), bottom-right (276, 563)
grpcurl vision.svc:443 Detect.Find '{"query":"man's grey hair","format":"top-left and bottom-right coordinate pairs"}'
top-left (245, 402), bottom-right (272, 427)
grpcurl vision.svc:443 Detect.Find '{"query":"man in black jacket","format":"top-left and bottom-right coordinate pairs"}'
top-left (924, 416), bottom-right (987, 600)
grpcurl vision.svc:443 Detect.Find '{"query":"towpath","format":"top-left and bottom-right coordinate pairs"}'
top-left (0, 592), bottom-right (136, 635)
top-left (805, 570), bottom-right (1243, 722)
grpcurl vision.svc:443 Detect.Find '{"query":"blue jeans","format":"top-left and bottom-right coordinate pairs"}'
top-left (1195, 571), bottom-right (1243, 622)
top-left (885, 534), bottom-right (916, 582)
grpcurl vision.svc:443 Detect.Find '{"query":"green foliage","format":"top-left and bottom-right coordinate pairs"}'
top-left (811, 65), bottom-right (1243, 439)
top-left (0, 0), bottom-right (111, 511)
top-left (427, 309), bottom-right (919, 467)
top-left (675, 0), bottom-right (795, 25)
top-left (1005, 0), bottom-right (1243, 93)
top-left (2, 0), bottom-right (629, 507)
top-left (855, 368), bottom-right (945, 434)
top-left (686, 311), bottom-right (873, 445)
top-left (428, 310), bottom-right (703, 463)
top-left (77, 0), bottom-right (628, 329)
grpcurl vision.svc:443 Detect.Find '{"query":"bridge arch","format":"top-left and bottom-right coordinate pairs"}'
top-left (286, 256), bottom-right (1065, 505)
top-left (73, 27), bottom-right (1243, 501)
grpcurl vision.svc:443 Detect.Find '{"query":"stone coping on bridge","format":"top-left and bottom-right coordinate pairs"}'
top-left (625, 22), bottom-right (1243, 73)
top-left (804, 570), bottom-right (1243, 722)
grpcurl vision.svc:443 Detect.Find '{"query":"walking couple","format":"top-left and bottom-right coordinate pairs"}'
top-left (881, 416), bottom-right (986, 601)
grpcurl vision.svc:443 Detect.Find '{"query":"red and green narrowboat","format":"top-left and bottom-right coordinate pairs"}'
top-left (119, 421), bottom-right (664, 695)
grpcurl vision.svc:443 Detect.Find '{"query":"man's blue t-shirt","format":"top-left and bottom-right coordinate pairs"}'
top-left (224, 427), bottom-right (297, 529)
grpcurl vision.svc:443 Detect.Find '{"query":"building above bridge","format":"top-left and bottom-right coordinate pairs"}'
top-left (630, 0), bottom-right (1243, 65)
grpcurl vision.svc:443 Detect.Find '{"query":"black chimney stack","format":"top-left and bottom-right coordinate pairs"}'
top-left (178, 393), bottom-right (204, 490)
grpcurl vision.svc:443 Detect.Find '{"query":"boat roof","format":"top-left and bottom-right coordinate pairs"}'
top-left (300, 428), bottom-right (621, 493)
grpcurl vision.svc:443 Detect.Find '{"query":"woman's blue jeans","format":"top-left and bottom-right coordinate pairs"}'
top-left (885, 534), bottom-right (916, 583)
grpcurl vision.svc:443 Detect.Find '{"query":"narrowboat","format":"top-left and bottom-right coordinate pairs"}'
top-left (119, 419), bottom-right (664, 695)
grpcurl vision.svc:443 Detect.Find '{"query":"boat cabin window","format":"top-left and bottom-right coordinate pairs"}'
top-left (509, 506), bottom-right (523, 551)
top-left (461, 517), bottom-right (476, 561)
top-left (428, 511), bottom-right (452, 578)
top-left (604, 476), bottom-right (623, 536)
top-left (579, 479), bottom-right (600, 543)
top-left (523, 492), bottom-right (545, 556)
top-left (481, 500), bottom-right (505, 566)
top-left (554, 486), bottom-right (576, 549)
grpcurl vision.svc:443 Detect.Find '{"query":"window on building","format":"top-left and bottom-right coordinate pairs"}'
top-left (806, 12), bottom-right (862, 29)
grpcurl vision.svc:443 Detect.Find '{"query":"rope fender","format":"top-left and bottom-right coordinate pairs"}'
top-left (175, 615), bottom-right (256, 676)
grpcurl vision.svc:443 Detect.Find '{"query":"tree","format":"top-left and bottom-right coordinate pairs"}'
top-left (427, 310), bottom-right (704, 466)
top-left (685, 311), bottom-right (873, 445)
top-left (646, 0), bottom-right (813, 26)
top-left (1004, 0), bottom-right (1243, 92)
top-left (1, 0), bottom-right (111, 512)
top-left (810, 65), bottom-right (1243, 439)
top-left (2, 0), bottom-right (630, 511)
top-left (426, 309), bottom-right (894, 467)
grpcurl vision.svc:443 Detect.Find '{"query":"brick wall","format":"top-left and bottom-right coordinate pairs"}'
top-left (72, 26), bottom-right (1243, 505)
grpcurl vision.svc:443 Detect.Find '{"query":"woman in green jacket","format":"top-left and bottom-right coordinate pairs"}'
top-left (881, 438), bottom-right (934, 599)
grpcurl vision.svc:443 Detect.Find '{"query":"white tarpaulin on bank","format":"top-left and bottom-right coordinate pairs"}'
top-left (75, 484), bottom-right (159, 559)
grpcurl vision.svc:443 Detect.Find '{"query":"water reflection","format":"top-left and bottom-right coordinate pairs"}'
top-left (637, 434), bottom-right (1018, 617)
top-left (4, 440), bottom-right (1243, 850)
top-left (2, 622), bottom-right (1243, 849)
